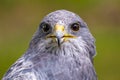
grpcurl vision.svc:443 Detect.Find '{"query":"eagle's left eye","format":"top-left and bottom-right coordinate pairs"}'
top-left (70, 23), bottom-right (80, 31)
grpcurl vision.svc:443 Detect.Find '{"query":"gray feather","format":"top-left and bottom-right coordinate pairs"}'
top-left (2, 10), bottom-right (97, 80)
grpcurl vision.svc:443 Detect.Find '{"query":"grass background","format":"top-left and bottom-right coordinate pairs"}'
top-left (0, 0), bottom-right (120, 79)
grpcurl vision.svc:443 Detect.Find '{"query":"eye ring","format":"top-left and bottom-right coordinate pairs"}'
top-left (70, 23), bottom-right (80, 31)
top-left (40, 23), bottom-right (51, 33)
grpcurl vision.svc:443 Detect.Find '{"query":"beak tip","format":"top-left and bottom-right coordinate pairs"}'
top-left (57, 37), bottom-right (61, 47)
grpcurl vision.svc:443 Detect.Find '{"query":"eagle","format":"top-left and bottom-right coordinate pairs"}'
top-left (2, 10), bottom-right (97, 80)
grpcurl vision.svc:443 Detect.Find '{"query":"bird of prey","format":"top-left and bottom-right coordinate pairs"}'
top-left (2, 10), bottom-right (97, 80)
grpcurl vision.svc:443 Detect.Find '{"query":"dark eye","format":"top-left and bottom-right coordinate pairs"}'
top-left (41, 23), bottom-right (51, 33)
top-left (71, 23), bottom-right (80, 31)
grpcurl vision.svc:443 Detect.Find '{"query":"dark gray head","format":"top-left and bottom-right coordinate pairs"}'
top-left (30, 10), bottom-right (96, 58)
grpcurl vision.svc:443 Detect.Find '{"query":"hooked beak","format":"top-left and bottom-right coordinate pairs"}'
top-left (54, 24), bottom-right (64, 46)
top-left (47, 24), bottom-right (76, 47)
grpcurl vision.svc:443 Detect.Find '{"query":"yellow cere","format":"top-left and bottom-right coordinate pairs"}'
top-left (54, 24), bottom-right (65, 32)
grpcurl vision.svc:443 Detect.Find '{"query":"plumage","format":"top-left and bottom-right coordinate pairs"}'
top-left (2, 10), bottom-right (97, 80)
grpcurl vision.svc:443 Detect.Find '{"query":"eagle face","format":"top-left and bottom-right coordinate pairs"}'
top-left (32, 10), bottom-right (93, 50)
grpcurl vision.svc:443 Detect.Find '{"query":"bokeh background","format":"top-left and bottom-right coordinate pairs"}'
top-left (0, 0), bottom-right (120, 79)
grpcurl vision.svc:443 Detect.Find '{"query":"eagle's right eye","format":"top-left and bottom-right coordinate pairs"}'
top-left (41, 23), bottom-right (51, 33)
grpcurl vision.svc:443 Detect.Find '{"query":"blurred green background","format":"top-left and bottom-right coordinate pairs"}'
top-left (0, 0), bottom-right (120, 79)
